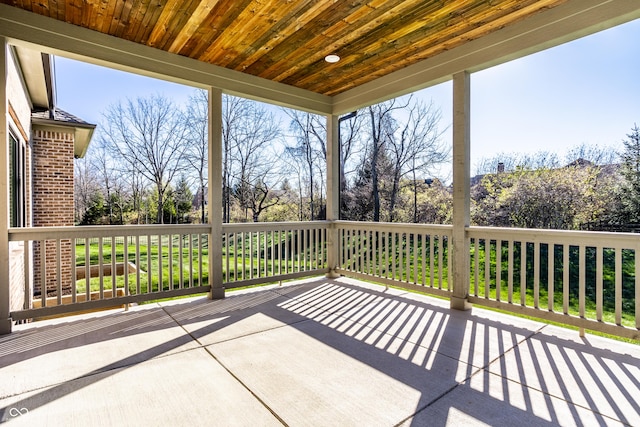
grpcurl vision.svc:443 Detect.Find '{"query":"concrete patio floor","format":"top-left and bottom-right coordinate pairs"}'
top-left (0, 277), bottom-right (638, 426)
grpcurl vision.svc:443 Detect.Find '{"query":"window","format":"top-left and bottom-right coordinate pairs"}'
top-left (9, 130), bottom-right (26, 227)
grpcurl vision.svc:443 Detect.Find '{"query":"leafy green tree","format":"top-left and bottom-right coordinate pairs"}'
top-left (472, 164), bottom-right (613, 230)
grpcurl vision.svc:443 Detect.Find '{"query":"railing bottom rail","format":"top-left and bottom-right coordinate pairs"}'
top-left (11, 286), bottom-right (211, 321)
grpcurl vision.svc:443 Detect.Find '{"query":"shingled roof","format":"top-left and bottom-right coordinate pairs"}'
top-left (31, 107), bottom-right (96, 158)
top-left (31, 107), bottom-right (94, 127)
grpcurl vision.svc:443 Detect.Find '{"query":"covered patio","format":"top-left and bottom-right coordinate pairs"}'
top-left (1, 277), bottom-right (638, 425)
top-left (1, 1), bottom-right (640, 424)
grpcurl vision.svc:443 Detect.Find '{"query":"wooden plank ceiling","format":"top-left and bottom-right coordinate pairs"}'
top-left (1, 0), bottom-right (567, 96)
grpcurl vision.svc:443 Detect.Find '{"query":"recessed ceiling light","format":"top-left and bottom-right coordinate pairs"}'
top-left (324, 54), bottom-right (340, 63)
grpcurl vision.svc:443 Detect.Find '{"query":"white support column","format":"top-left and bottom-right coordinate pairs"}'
top-left (207, 87), bottom-right (224, 299)
top-left (0, 37), bottom-right (12, 333)
top-left (451, 71), bottom-right (472, 311)
top-left (325, 114), bottom-right (340, 278)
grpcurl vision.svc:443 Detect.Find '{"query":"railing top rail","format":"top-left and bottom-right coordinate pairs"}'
top-left (468, 225), bottom-right (640, 247)
top-left (335, 220), bottom-right (453, 234)
top-left (8, 224), bottom-right (212, 241)
top-left (222, 221), bottom-right (329, 232)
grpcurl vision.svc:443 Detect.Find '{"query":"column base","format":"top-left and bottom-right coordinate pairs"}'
top-left (325, 269), bottom-right (340, 279)
top-left (208, 287), bottom-right (225, 300)
top-left (0, 318), bottom-right (12, 335)
top-left (450, 296), bottom-right (472, 311)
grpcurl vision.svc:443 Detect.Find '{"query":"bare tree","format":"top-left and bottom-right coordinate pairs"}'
top-left (184, 90), bottom-right (209, 223)
top-left (73, 153), bottom-right (101, 224)
top-left (366, 99), bottom-right (407, 222)
top-left (222, 96), bottom-right (250, 223)
top-left (285, 110), bottom-right (326, 220)
top-left (92, 139), bottom-right (127, 224)
top-left (228, 100), bottom-right (282, 222)
top-left (388, 100), bottom-right (448, 223)
top-left (101, 94), bottom-right (189, 224)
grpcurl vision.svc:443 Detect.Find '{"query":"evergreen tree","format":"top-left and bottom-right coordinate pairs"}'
top-left (618, 124), bottom-right (640, 223)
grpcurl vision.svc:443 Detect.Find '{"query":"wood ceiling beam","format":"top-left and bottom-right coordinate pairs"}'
top-left (332, 0), bottom-right (640, 115)
top-left (0, 3), bottom-right (332, 114)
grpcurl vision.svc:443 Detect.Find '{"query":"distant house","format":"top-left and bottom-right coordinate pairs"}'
top-left (7, 46), bottom-right (95, 312)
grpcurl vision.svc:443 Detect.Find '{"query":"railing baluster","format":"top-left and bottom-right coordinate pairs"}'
top-left (285, 229), bottom-right (290, 275)
top-left (579, 245), bottom-right (586, 318)
top-left (262, 231), bottom-right (267, 277)
top-left (496, 239), bottom-right (502, 302)
top-left (71, 239), bottom-right (76, 304)
top-left (362, 230), bottom-right (367, 274)
top-left (242, 231), bottom-right (247, 280)
top-left (404, 232), bottom-right (410, 281)
top-left (405, 233), bottom-right (410, 283)
top-left (520, 241), bottom-right (526, 306)
top-left (484, 239), bottom-right (490, 299)
top-left (124, 235), bottom-right (129, 295)
top-left (136, 235), bottom-right (141, 294)
top-left (56, 239), bottom-right (62, 305)
top-left (370, 230), bottom-right (375, 275)
top-left (413, 233), bottom-right (421, 285)
top-left (507, 240), bottom-right (513, 304)
top-left (429, 233), bottom-right (440, 288)
top-left (99, 237), bottom-right (104, 299)
top-left (234, 232), bottom-right (239, 281)
top-left (563, 244), bottom-right (569, 315)
top-left (178, 234), bottom-right (183, 289)
top-left (23, 238), bottom-right (30, 310)
top-left (391, 232), bottom-right (397, 280)
top-left (252, 231), bottom-right (257, 279)
top-left (548, 243), bottom-right (554, 312)
top-left (420, 234), bottom-right (426, 286)
top-left (188, 234), bottom-right (193, 288)
top-left (85, 239), bottom-right (90, 300)
top-left (198, 234), bottom-right (203, 287)
top-left (297, 229), bottom-right (301, 273)
top-left (300, 229), bottom-right (305, 272)
top-left (438, 235), bottom-right (443, 289)
top-left (615, 248), bottom-right (622, 325)
top-left (270, 230), bottom-right (275, 276)
top-left (111, 237), bottom-right (117, 298)
top-left (596, 246), bottom-right (603, 321)
top-left (533, 242), bottom-right (540, 309)
top-left (360, 229), bottom-right (365, 275)
top-left (147, 235), bottom-right (152, 293)
top-left (224, 232), bottom-right (229, 283)
top-left (319, 227), bottom-right (323, 269)
top-left (158, 235), bottom-right (164, 292)
top-left (41, 240), bottom-right (46, 307)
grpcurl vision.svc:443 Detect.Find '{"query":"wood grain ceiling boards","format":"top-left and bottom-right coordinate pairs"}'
top-left (0, 0), bottom-right (568, 96)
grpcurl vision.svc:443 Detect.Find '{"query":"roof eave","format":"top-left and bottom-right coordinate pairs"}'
top-left (31, 118), bottom-right (96, 158)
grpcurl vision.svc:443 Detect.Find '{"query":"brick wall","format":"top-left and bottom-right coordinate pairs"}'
top-left (32, 129), bottom-right (75, 295)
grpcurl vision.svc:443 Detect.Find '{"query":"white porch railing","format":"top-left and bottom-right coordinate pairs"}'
top-left (6, 221), bottom-right (640, 340)
top-left (7, 222), bottom-right (329, 321)
top-left (222, 221), bottom-right (328, 288)
top-left (8, 224), bottom-right (212, 320)
top-left (467, 226), bottom-right (640, 340)
top-left (335, 221), bottom-right (453, 298)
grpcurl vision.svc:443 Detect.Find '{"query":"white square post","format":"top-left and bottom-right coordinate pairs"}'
top-left (0, 38), bottom-right (12, 333)
top-left (207, 87), bottom-right (224, 299)
top-left (325, 114), bottom-right (340, 278)
top-left (451, 71), bottom-right (472, 311)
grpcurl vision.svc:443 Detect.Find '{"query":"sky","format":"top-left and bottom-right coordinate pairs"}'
top-left (54, 17), bottom-right (640, 177)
